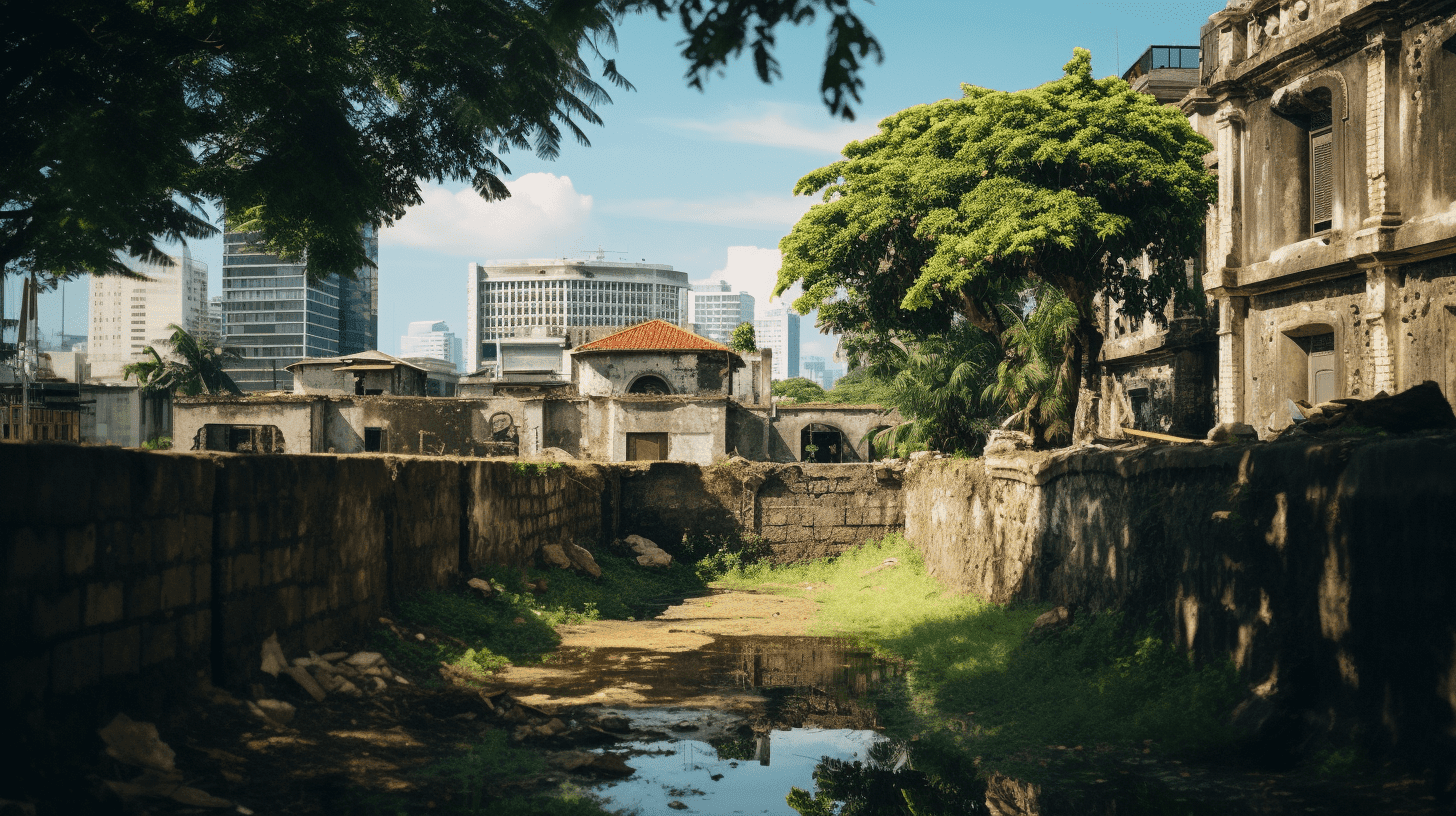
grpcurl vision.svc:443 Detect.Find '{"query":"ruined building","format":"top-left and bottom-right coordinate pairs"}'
top-left (1191, 0), bottom-right (1456, 436)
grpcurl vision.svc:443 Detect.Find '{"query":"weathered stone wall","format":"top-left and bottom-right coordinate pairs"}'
top-left (615, 462), bottom-right (905, 561)
top-left (903, 433), bottom-right (1456, 766)
top-left (0, 445), bottom-right (610, 718)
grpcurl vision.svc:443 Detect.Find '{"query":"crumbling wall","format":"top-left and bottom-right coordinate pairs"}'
top-left (903, 434), bottom-right (1456, 767)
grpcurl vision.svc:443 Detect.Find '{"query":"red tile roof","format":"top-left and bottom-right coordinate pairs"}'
top-left (573, 320), bottom-right (731, 353)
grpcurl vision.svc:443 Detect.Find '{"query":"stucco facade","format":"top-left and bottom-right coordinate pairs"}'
top-left (1194, 0), bottom-right (1456, 436)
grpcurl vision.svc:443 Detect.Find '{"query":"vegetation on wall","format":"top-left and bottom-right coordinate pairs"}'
top-left (772, 376), bottom-right (829, 404)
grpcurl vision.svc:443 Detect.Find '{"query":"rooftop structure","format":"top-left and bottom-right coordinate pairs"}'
top-left (399, 320), bottom-right (463, 371)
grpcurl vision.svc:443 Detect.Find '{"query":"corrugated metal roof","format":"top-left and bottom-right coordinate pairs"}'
top-left (573, 320), bottom-right (730, 353)
top-left (286, 350), bottom-right (427, 373)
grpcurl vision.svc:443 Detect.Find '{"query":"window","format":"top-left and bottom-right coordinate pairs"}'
top-left (1309, 108), bottom-right (1334, 233)
top-left (364, 427), bottom-right (386, 452)
top-left (1307, 332), bottom-right (1336, 404)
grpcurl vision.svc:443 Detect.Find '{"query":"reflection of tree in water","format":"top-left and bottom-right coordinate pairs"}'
top-left (786, 739), bottom-right (987, 816)
top-left (707, 734), bottom-right (756, 762)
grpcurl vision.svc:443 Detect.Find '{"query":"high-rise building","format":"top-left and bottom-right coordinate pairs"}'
top-left (400, 320), bottom-right (464, 371)
top-left (87, 249), bottom-right (208, 381)
top-left (754, 308), bottom-right (800, 380)
top-left (221, 225), bottom-right (378, 392)
top-left (687, 280), bottom-right (755, 346)
top-left (465, 254), bottom-right (689, 373)
top-left (198, 296), bottom-right (224, 343)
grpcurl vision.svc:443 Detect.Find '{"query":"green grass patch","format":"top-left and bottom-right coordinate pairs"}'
top-left (716, 535), bottom-right (1243, 774)
top-left (500, 551), bottom-right (711, 621)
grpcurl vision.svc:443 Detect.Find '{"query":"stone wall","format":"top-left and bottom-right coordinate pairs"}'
top-left (903, 433), bottom-right (1456, 767)
top-left (615, 461), bottom-right (905, 562)
top-left (1, 445), bottom-right (609, 719)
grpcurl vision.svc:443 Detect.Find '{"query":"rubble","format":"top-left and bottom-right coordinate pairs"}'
top-left (252, 699), bottom-right (296, 725)
top-left (1276, 381), bottom-right (1456, 439)
top-left (1205, 422), bottom-right (1257, 444)
top-left (984, 429), bottom-right (1033, 455)
top-left (565, 543), bottom-right (603, 578)
top-left (541, 543), bottom-right (574, 570)
top-left (99, 713), bottom-right (176, 774)
top-left (467, 576), bottom-right (497, 599)
top-left (625, 534), bottom-right (673, 568)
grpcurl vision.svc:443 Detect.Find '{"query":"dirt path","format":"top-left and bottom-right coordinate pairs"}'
top-left (492, 589), bottom-right (822, 711)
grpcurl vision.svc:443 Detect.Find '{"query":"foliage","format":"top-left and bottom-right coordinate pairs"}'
top-left (512, 461), bottom-right (565, 476)
top-left (716, 536), bottom-right (1243, 774)
top-left (822, 367), bottom-right (895, 405)
top-left (985, 285), bottom-right (1080, 444)
top-left (140, 435), bottom-right (172, 451)
top-left (787, 739), bottom-right (986, 816)
top-left (122, 324), bottom-right (242, 396)
top-left (861, 321), bottom-right (1002, 456)
top-left (778, 48), bottom-right (1216, 432)
top-left (729, 321), bottom-right (758, 353)
top-left (4, 0), bottom-right (879, 282)
top-left (772, 376), bottom-right (828, 404)
top-left (508, 550), bottom-right (710, 621)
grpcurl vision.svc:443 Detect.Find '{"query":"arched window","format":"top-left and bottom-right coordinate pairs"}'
top-left (1307, 92), bottom-right (1334, 234)
top-left (800, 423), bottom-right (845, 463)
top-left (628, 374), bottom-right (671, 395)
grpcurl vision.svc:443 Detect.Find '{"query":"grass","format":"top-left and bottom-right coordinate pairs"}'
top-left (713, 535), bottom-right (1243, 776)
top-left (375, 545), bottom-right (712, 684)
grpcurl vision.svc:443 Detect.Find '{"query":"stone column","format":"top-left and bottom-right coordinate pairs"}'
top-left (1215, 105), bottom-right (1245, 269)
top-left (1363, 25), bottom-right (1402, 229)
top-left (1363, 264), bottom-right (1400, 394)
top-left (1216, 296), bottom-right (1248, 424)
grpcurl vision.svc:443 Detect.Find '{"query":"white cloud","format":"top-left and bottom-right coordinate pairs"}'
top-left (382, 173), bottom-right (592, 257)
top-left (709, 246), bottom-right (839, 360)
top-left (656, 103), bottom-right (877, 153)
top-left (602, 194), bottom-right (812, 229)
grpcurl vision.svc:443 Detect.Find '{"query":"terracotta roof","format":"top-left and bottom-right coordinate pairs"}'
top-left (573, 320), bottom-right (731, 354)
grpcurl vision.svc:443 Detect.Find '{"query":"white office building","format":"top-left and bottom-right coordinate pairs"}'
top-left (465, 254), bottom-right (690, 373)
top-left (687, 280), bottom-right (755, 346)
top-left (754, 308), bottom-right (801, 381)
top-left (399, 320), bottom-right (464, 371)
top-left (87, 249), bottom-right (208, 381)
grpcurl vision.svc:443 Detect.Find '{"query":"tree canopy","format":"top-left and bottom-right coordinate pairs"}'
top-left (123, 324), bottom-right (242, 396)
top-left (777, 49), bottom-right (1215, 435)
top-left (3, 0), bottom-right (880, 281)
top-left (772, 376), bottom-right (827, 403)
top-left (729, 321), bottom-right (757, 353)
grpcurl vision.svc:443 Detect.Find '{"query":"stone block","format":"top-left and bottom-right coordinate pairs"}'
top-left (193, 563), bottom-right (212, 604)
top-left (140, 620), bottom-right (178, 667)
top-left (182, 514), bottom-right (213, 560)
top-left (226, 552), bottom-right (260, 593)
top-left (156, 515), bottom-right (187, 562)
top-left (263, 547), bottom-right (293, 584)
top-left (179, 609), bottom-right (210, 651)
top-left (305, 586), bottom-right (329, 618)
top-left (139, 458), bottom-right (180, 518)
top-left (62, 526), bottom-right (96, 576)
top-left (84, 581), bottom-right (125, 627)
top-left (6, 527), bottom-right (60, 584)
top-left (126, 574), bottom-right (161, 619)
top-left (50, 632), bottom-right (102, 693)
top-left (31, 589), bottom-right (81, 640)
top-left (102, 625), bottom-right (142, 677)
top-left (158, 565), bottom-right (193, 610)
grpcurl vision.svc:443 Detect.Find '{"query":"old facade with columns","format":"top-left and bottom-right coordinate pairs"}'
top-left (1189, 0), bottom-right (1456, 436)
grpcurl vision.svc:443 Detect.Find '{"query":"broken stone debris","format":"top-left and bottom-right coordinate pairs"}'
top-left (1205, 422), bottom-right (1258, 444)
top-left (564, 542), bottom-right (602, 577)
top-left (467, 576), bottom-right (497, 599)
top-left (984, 429), bottom-right (1033, 455)
top-left (540, 543), bottom-right (574, 570)
top-left (546, 750), bottom-right (636, 778)
top-left (251, 698), bottom-right (296, 725)
top-left (98, 714), bottom-right (235, 809)
top-left (668, 800), bottom-right (689, 810)
top-left (1275, 380), bottom-right (1456, 439)
top-left (1030, 606), bottom-right (1073, 633)
top-left (625, 534), bottom-right (673, 568)
top-left (257, 634), bottom-right (409, 706)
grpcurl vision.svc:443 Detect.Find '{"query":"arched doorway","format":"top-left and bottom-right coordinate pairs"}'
top-left (800, 423), bottom-right (845, 463)
top-left (628, 374), bottom-right (671, 395)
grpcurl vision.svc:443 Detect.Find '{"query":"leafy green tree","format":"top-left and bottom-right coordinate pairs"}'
top-left (863, 320), bottom-right (1001, 457)
top-left (124, 325), bottom-right (243, 396)
top-left (985, 285), bottom-right (1079, 444)
top-left (823, 368), bottom-right (894, 405)
top-left (778, 49), bottom-right (1215, 437)
top-left (772, 377), bottom-right (827, 404)
top-left (3, 0), bottom-right (880, 283)
top-left (729, 321), bottom-right (757, 353)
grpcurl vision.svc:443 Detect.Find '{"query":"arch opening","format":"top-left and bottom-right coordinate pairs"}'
top-left (800, 423), bottom-right (846, 463)
top-left (628, 374), bottom-right (671, 395)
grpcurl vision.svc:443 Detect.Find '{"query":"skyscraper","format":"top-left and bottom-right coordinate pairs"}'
top-left (687, 279), bottom-right (755, 346)
top-left (87, 249), bottom-right (208, 381)
top-left (465, 254), bottom-right (689, 373)
top-left (221, 225), bottom-right (378, 392)
top-left (754, 308), bottom-right (801, 380)
top-left (400, 320), bottom-right (464, 371)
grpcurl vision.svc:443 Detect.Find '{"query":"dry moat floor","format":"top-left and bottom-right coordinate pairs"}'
top-left (22, 569), bottom-right (1444, 816)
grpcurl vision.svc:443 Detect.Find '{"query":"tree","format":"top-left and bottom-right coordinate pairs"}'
top-left (123, 325), bottom-right (243, 396)
top-left (985, 285), bottom-right (1079, 444)
top-left (772, 377), bottom-right (827, 403)
top-left (729, 321), bottom-right (757, 353)
top-left (3, 0), bottom-right (880, 283)
top-left (863, 320), bottom-right (1001, 456)
top-left (778, 49), bottom-right (1215, 438)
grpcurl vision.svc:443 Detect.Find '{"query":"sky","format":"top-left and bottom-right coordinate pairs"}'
top-left (20, 0), bottom-right (1216, 364)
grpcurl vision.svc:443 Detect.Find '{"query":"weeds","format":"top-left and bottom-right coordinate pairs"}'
top-left (512, 461), bottom-right (564, 476)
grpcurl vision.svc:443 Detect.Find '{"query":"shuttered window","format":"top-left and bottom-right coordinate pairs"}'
top-left (1310, 109), bottom-right (1334, 233)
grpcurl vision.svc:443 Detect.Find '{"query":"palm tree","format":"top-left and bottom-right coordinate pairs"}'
top-left (985, 286), bottom-right (1079, 445)
top-left (124, 324), bottom-right (243, 396)
top-left (864, 321), bottom-right (1002, 457)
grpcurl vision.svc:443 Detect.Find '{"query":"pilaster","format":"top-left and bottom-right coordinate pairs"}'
top-left (1362, 25), bottom-right (1402, 229)
top-left (1362, 264), bottom-right (1401, 395)
top-left (1215, 105), bottom-right (1246, 270)
top-left (1216, 296), bottom-right (1248, 424)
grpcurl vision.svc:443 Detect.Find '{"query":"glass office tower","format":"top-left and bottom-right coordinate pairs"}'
top-left (221, 225), bottom-right (377, 392)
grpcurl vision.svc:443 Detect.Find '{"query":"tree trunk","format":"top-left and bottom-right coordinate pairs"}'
top-left (1071, 316), bottom-right (1104, 444)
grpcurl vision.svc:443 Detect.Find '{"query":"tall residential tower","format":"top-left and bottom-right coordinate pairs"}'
top-left (754, 308), bottom-right (800, 380)
top-left (87, 250), bottom-right (208, 381)
top-left (687, 280), bottom-right (755, 346)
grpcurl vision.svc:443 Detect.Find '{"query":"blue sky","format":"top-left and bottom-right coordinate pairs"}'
top-left (24, 0), bottom-right (1216, 363)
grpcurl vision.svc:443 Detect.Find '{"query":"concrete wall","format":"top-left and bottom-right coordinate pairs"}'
top-left (575, 350), bottom-right (737, 397)
top-left (903, 433), bottom-right (1456, 769)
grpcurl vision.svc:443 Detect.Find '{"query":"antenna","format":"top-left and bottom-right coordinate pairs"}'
top-left (569, 244), bottom-right (627, 261)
